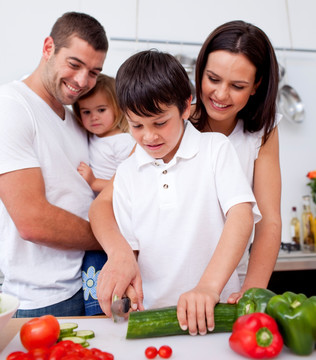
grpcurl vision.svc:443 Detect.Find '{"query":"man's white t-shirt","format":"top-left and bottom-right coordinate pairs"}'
top-left (0, 81), bottom-right (95, 309)
top-left (113, 121), bottom-right (261, 309)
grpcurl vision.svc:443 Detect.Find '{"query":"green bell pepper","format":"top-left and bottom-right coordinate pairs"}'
top-left (267, 291), bottom-right (316, 356)
top-left (237, 287), bottom-right (277, 317)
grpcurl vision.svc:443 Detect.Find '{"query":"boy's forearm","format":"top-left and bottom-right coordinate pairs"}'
top-left (199, 203), bottom-right (254, 295)
top-left (89, 178), bottom-right (131, 254)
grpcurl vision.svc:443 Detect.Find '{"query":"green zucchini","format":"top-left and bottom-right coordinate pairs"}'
top-left (126, 303), bottom-right (237, 339)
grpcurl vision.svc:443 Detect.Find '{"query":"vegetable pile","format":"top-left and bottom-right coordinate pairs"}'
top-left (7, 340), bottom-right (114, 360)
top-left (6, 315), bottom-right (114, 360)
top-left (127, 288), bottom-right (316, 358)
top-left (5, 288), bottom-right (316, 359)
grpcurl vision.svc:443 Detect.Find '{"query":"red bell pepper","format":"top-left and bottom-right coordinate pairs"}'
top-left (229, 313), bottom-right (283, 359)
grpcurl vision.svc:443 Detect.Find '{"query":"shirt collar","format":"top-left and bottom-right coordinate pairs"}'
top-left (135, 120), bottom-right (201, 169)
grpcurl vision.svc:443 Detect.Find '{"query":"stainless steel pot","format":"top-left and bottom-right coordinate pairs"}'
top-left (278, 84), bottom-right (305, 124)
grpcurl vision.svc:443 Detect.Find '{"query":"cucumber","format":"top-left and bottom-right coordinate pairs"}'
top-left (58, 322), bottom-right (95, 347)
top-left (59, 322), bottom-right (79, 336)
top-left (75, 330), bottom-right (95, 339)
top-left (61, 336), bottom-right (88, 346)
top-left (126, 303), bottom-right (237, 339)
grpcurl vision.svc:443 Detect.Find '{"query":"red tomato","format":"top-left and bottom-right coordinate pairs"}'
top-left (145, 346), bottom-right (158, 359)
top-left (158, 345), bottom-right (172, 359)
top-left (20, 315), bottom-right (60, 351)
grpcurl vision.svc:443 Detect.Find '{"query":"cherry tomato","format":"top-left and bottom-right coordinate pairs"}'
top-left (20, 315), bottom-right (60, 351)
top-left (145, 346), bottom-right (158, 359)
top-left (158, 345), bottom-right (172, 359)
top-left (28, 347), bottom-right (50, 360)
top-left (97, 352), bottom-right (114, 360)
top-left (6, 352), bottom-right (29, 360)
top-left (47, 344), bottom-right (67, 360)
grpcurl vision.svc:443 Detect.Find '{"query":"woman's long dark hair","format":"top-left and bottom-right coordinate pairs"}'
top-left (191, 20), bottom-right (279, 144)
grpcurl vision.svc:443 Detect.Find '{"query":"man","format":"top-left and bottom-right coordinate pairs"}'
top-left (0, 12), bottom-right (108, 317)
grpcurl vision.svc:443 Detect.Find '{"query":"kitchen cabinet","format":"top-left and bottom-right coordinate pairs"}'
top-left (268, 269), bottom-right (316, 297)
top-left (288, 0), bottom-right (316, 50)
top-left (0, 0), bottom-right (82, 84)
top-left (269, 251), bottom-right (316, 296)
top-left (81, 0), bottom-right (138, 40)
top-left (137, 0), bottom-right (291, 48)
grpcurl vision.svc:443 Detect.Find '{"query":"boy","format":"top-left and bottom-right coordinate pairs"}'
top-left (112, 50), bottom-right (261, 336)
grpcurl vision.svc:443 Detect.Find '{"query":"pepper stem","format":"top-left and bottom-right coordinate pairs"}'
top-left (256, 327), bottom-right (273, 347)
top-left (291, 300), bottom-right (301, 309)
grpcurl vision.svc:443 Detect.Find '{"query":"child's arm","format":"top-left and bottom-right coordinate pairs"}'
top-left (177, 202), bottom-right (253, 336)
top-left (90, 177), bottom-right (144, 316)
top-left (77, 161), bottom-right (110, 193)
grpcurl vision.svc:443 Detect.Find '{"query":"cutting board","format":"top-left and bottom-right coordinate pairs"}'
top-left (2, 318), bottom-right (316, 359)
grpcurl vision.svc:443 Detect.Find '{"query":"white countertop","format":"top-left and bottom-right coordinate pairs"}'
top-left (2, 318), bottom-right (315, 360)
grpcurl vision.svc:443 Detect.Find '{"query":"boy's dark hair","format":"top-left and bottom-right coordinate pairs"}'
top-left (192, 20), bottom-right (279, 145)
top-left (115, 49), bottom-right (192, 117)
top-left (50, 12), bottom-right (108, 54)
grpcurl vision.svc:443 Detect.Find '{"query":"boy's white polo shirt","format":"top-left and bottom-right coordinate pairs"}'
top-left (113, 121), bottom-right (261, 309)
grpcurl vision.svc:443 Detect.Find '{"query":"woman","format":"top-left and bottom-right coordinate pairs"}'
top-left (89, 20), bottom-right (282, 316)
top-left (190, 20), bottom-right (281, 303)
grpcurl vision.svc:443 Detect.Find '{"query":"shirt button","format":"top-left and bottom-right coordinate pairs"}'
top-left (162, 170), bottom-right (167, 174)
top-left (163, 184), bottom-right (169, 189)
top-left (154, 162), bottom-right (160, 166)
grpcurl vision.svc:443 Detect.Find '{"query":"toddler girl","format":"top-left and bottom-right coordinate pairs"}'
top-left (73, 74), bottom-right (135, 315)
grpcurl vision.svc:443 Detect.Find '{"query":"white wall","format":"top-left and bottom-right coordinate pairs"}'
top-left (1, 0), bottom-right (316, 244)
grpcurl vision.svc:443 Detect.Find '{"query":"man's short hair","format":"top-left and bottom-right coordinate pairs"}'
top-left (50, 12), bottom-right (108, 54)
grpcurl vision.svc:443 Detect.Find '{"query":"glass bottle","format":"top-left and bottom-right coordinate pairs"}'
top-left (290, 206), bottom-right (301, 249)
top-left (301, 195), bottom-right (315, 252)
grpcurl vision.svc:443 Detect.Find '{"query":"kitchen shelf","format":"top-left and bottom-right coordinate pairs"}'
top-left (275, 250), bottom-right (316, 271)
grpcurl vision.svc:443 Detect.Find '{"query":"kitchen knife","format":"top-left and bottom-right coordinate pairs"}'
top-left (111, 296), bottom-right (131, 323)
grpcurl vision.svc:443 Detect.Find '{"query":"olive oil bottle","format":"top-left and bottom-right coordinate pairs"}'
top-left (290, 206), bottom-right (301, 249)
top-left (301, 195), bottom-right (315, 252)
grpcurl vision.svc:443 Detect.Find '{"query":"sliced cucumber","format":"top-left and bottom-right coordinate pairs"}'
top-left (61, 336), bottom-right (87, 345)
top-left (59, 322), bottom-right (79, 335)
top-left (75, 330), bottom-right (95, 339)
top-left (58, 322), bottom-right (95, 347)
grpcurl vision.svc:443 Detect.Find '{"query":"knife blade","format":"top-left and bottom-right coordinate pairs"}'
top-left (111, 296), bottom-right (131, 323)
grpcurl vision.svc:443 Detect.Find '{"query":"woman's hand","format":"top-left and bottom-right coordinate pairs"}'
top-left (177, 285), bottom-right (220, 336)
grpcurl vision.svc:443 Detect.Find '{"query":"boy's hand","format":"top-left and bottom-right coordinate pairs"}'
top-left (227, 290), bottom-right (244, 304)
top-left (96, 249), bottom-right (144, 316)
top-left (177, 286), bottom-right (220, 336)
top-left (77, 161), bottom-right (95, 186)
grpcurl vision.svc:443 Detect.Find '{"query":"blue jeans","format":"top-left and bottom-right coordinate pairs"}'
top-left (13, 288), bottom-right (85, 318)
top-left (81, 250), bottom-right (107, 315)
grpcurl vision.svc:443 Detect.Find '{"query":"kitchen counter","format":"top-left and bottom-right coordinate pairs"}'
top-left (1, 317), bottom-right (316, 359)
top-left (274, 250), bottom-right (316, 271)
